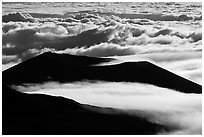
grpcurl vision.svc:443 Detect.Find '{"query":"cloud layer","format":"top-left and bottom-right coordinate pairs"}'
top-left (14, 81), bottom-right (202, 135)
top-left (3, 3), bottom-right (202, 135)
top-left (2, 11), bottom-right (202, 85)
top-left (2, 11), bottom-right (202, 63)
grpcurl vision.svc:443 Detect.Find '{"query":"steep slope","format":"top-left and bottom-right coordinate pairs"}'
top-left (3, 52), bottom-right (201, 93)
top-left (2, 85), bottom-right (172, 135)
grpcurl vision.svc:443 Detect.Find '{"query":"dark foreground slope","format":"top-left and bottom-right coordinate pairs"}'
top-left (2, 85), bottom-right (172, 135)
top-left (3, 52), bottom-right (201, 93)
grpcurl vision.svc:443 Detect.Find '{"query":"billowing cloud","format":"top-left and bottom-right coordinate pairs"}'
top-left (2, 12), bottom-right (201, 59)
top-left (2, 12), bottom-right (202, 86)
top-left (61, 43), bottom-right (136, 57)
top-left (14, 81), bottom-right (202, 135)
top-left (2, 22), bottom-right (114, 56)
top-left (2, 55), bottom-right (19, 64)
top-left (189, 31), bottom-right (202, 42)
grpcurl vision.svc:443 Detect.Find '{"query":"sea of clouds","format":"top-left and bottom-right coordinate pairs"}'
top-left (2, 2), bottom-right (202, 135)
top-left (3, 10), bottom-right (202, 84)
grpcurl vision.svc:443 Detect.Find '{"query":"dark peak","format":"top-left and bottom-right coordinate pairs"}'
top-left (3, 51), bottom-right (114, 74)
top-left (38, 51), bottom-right (114, 65)
top-left (2, 12), bottom-right (36, 23)
top-left (3, 52), bottom-right (201, 94)
top-left (40, 51), bottom-right (112, 59)
top-left (40, 51), bottom-right (84, 58)
top-left (118, 61), bottom-right (159, 68)
top-left (40, 52), bottom-right (151, 67)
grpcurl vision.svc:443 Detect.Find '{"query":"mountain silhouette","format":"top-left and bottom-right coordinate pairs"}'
top-left (2, 12), bottom-right (36, 23)
top-left (2, 85), bottom-right (173, 135)
top-left (3, 52), bottom-right (201, 93)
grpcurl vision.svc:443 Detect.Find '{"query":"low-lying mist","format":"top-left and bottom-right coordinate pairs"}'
top-left (13, 81), bottom-right (202, 135)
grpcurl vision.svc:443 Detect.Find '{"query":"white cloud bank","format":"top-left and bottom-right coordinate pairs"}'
top-left (14, 81), bottom-right (202, 135)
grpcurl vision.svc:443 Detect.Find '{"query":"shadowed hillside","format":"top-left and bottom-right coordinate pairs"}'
top-left (3, 52), bottom-right (202, 93)
top-left (2, 85), bottom-right (173, 135)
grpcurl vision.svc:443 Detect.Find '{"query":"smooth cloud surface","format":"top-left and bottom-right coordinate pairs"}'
top-left (14, 81), bottom-right (202, 135)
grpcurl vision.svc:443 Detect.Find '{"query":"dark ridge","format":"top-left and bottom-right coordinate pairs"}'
top-left (2, 85), bottom-right (172, 135)
top-left (37, 52), bottom-right (114, 67)
top-left (30, 13), bottom-right (65, 18)
top-left (2, 12), bottom-right (36, 23)
top-left (3, 52), bottom-right (201, 94)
